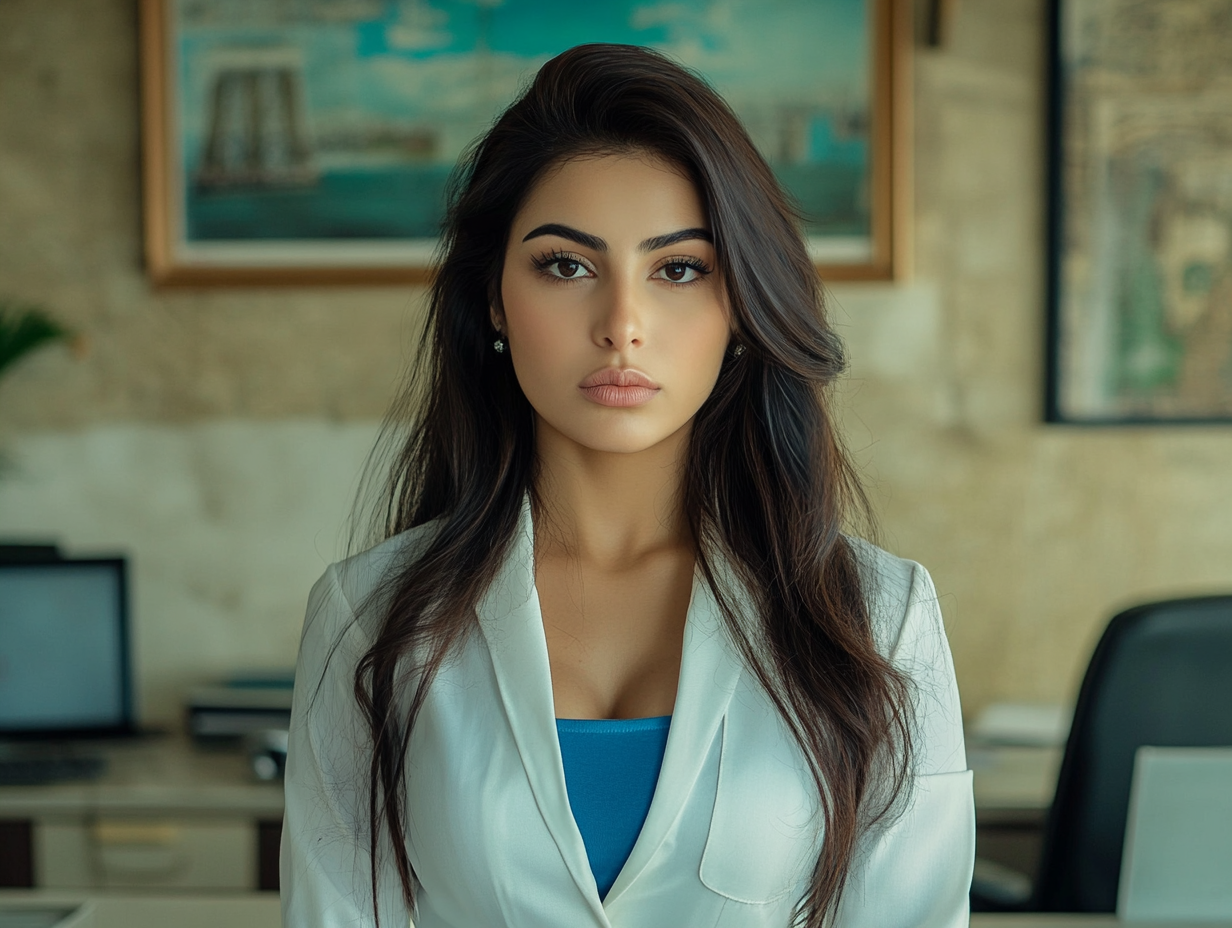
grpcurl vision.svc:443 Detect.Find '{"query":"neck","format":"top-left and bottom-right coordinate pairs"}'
top-left (531, 416), bottom-right (693, 568)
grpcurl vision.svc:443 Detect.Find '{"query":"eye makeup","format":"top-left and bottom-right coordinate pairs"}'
top-left (529, 250), bottom-right (713, 286)
top-left (530, 249), bottom-right (594, 282)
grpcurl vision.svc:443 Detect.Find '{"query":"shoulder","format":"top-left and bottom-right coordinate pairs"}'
top-left (844, 535), bottom-right (944, 662)
top-left (301, 518), bottom-right (444, 652)
top-left (846, 535), bottom-right (966, 773)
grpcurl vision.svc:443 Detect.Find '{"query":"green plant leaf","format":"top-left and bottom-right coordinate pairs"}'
top-left (0, 300), bottom-right (71, 379)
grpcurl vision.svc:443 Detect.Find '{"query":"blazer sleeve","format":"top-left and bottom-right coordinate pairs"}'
top-left (833, 561), bottom-right (975, 928)
top-left (280, 564), bottom-right (412, 928)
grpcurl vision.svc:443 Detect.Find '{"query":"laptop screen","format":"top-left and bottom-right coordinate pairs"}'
top-left (1119, 745), bottom-right (1232, 921)
top-left (0, 559), bottom-right (131, 736)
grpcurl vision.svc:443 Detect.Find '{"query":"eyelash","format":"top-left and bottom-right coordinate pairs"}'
top-left (657, 255), bottom-right (713, 286)
top-left (529, 250), bottom-right (713, 287)
top-left (530, 250), bottom-right (591, 282)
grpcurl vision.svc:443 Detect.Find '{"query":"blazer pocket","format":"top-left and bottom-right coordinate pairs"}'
top-left (835, 768), bottom-right (975, 928)
top-left (699, 713), bottom-right (821, 905)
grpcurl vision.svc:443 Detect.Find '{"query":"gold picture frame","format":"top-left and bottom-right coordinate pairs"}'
top-left (140, 0), bottom-right (911, 288)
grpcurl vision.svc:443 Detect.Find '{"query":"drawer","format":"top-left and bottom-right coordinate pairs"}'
top-left (36, 817), bottom-right (256, 890)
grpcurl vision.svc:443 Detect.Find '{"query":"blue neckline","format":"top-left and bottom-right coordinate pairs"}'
top-left (555, 715), bottom-right (671, 734)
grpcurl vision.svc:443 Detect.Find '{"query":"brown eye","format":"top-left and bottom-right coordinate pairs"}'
top-left (655, 261), bottom-right (703, 284)
top-left (534, 252), bottom-right (593, 281)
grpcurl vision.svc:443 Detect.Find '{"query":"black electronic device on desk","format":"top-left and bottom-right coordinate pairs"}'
top-left (186, 670), bottom-right (294, 741)
top-left (0, 550), bottom-right (133, 785)
top-left (185, 669), bottom-right (293, 781)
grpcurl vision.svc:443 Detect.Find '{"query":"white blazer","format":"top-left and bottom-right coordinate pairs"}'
top-left (280, 495), bottom-right (975, 928)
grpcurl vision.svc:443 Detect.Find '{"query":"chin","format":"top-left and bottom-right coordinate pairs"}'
top-left (554, 419), bottom-right (683, 455)
top-left (577, 431), bottom-right (674, 455)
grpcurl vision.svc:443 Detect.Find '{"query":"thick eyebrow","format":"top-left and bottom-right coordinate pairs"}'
top-left (638, 227), bottom-right (713, 253)
top-left (522, 223), bottom-right (606, 251)
top-left (521, 223), bottom-right (713, 254)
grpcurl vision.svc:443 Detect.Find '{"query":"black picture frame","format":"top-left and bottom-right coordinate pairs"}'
top-left (1045, 0), bottom-right (1232, 424)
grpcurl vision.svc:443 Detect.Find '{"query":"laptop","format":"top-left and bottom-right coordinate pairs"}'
top-left (1118, 746), bottom-right (1232, 922)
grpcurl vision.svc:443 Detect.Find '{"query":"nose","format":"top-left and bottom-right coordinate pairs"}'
top-left (592, 274), bottom-right (644, 351)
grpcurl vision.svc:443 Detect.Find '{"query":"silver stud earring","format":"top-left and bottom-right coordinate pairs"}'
top-left (733, 344), bottom-right (745, 357)
top-left (494, 336), bottom-right (506, 353)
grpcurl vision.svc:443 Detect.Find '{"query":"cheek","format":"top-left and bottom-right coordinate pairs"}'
top-left (662, 302), bottom-right (731, 388)
top-left (515, 305), bottom-right (581, 359)
top-left (500, 277), bottom-right (585, 390)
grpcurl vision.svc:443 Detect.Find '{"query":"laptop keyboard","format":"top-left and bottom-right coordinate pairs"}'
top-left (0, 753), bottom-right (106, 786)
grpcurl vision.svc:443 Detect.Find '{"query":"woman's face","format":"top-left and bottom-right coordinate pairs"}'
top-left (496, 152), bottom-right (731, 456)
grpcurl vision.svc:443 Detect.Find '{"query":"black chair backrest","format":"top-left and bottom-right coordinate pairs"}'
top-left (1034, 595), bottom-right (1232, 912)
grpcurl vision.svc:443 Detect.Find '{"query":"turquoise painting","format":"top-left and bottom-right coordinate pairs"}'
top-left (174, 0), bottom-right (870, 247)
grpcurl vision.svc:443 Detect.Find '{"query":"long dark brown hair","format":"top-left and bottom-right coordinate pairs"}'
top-left (353, 43), bottom-right (913, 927)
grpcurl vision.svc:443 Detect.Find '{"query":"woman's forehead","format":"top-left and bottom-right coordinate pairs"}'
top-left (511, 153), bottom-right (709, 245)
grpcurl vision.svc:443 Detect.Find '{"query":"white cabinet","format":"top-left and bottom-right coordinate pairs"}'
top-left (0, 738), bottom-right (284, 893)
top-left (36, 817), bottom-right (256, 890)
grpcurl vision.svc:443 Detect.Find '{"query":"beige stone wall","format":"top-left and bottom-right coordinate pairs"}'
top-left (0, 0), bottom-right (419, 428)
top-left (859, 3), bottom-right (1232, 714)
top-left (2, 0), bottom-right (1230, 725)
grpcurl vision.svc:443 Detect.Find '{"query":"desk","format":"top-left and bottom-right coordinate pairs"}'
top-left (968, 743), bottom-right (1063, 881)
top-left (0, 737), bottom-right (283, 892)
top-left (0, 891), bottom-right (280, 928)
top-left (1, 739), bottom-right (1058, 825)
top-left (970, 744), bottom-right (1063, 823)
top-left (0, 737), bottom-right (283, 819)
top-left (0, 737), bottom-right (1059, 894)
top-left (0, 895), bottom-right (1226, 928)
top-left (972, 919), bottom-right (1231, 928)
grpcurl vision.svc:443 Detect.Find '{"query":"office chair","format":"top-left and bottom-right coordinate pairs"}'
top-left (1029, 595), bottom-right (1232, 911)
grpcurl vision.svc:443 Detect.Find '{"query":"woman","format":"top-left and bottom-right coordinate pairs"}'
top-left (281, 44), bottom-right (973, 928)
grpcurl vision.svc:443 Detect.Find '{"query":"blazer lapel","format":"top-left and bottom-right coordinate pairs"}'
top-left (602, 552), bottom-right (746, 904)
top-left (475, 494), bottom-right (609, 924)
top-left (475, 492), bottom-right (748, 916)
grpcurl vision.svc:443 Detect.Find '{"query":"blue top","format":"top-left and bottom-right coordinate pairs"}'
top-left (555, 715), bottom-right (671, 898)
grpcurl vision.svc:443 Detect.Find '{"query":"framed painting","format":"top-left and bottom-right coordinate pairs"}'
top-left (1046, 0), bottom-right (1232, 422)
top-left (140, 0), bottom-right (910, 287)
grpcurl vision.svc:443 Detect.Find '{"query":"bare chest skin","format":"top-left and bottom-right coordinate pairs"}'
top-left (535, 544), bottom-right (695, 720)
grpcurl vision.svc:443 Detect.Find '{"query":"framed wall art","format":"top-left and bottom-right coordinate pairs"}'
top-left (1046, 0), bottom-right (1232, 422)
top-left (140, 0), bottom-right (910, 287)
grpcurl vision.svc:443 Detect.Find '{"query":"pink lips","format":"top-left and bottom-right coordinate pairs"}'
top-left (578, 367), bottom-right (661, 407)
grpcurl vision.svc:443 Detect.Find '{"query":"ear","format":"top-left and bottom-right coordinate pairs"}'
top-left (488, 276), bottom-right (506, 333)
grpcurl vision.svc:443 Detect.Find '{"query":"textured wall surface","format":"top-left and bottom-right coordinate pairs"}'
top-left (2, 0), bottom-right (1230, 725)
top-left (0, 421), bottom-right (379, 719)
top-left (0, 1), bottom-right (418, 427)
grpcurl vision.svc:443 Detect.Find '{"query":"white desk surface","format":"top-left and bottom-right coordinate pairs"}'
top-left (0, 895), bottom-right (1228, 928)
top-left (0, 736), bottom-right (284, 818)
top-left (972, 918), bottom-right (1231, 928)
top-left (0, 893), bottom-right (280, 928)
top-left (970, 743), bottom-right (1063, 820)
top-left (1, 737), bottom-right (1057, 821)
